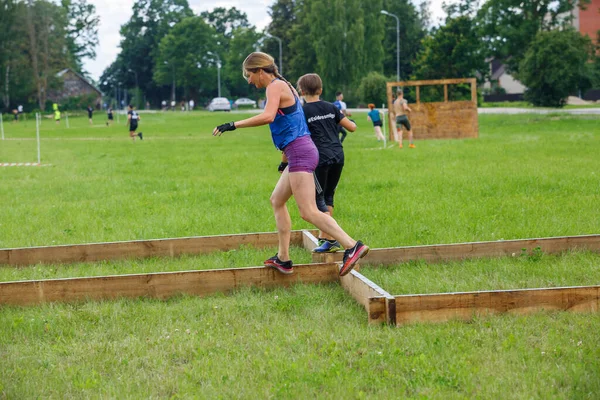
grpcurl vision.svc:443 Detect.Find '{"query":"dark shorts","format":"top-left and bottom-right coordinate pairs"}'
top-left (129, 122), bottom-right (138, 132)
top-left (283, 135), bottom-right (318, 173)
top-left (88, 113), bottom-right (93, 118)
top-left (373, 120), bottom-right (382, 127)
top-left (396, 115), bottom-right (411, 130)
top-left (108, 114), bottom-right (113, 120)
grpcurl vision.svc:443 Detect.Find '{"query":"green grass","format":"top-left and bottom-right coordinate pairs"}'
top-left (1, 111), bottom-right (600, 398)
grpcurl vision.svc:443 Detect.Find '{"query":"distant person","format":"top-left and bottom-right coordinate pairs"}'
top-left (161, 100), bottom-right (167, 111)
top-left (12, 109), bottom-right (18, 123)
top-left (180, 100), bottom-right (186, 111)
top-left (189, 99), bottom-right (195, 111)
top-left (145, 101), bottom-right (150, 110)
top-left (106, 106), bottom-right (114, 126)
top-left (367, 104), bottom-right (386, 143)
top-left (87, 105), bottom-right (94, 125)
top-left (171, 100), bottom-right (176, 111)
top-left (392, 90), bottom-right (414, 148)
top-left (127, 104), bottom-right (143, 141)
top-left (333, 91), bottom-right (351, 142)
top-left (212, 51), bottom-right (369, 276)
top-left (297, 73), bottom-right (357, 253)
top-left (54, 108), bottom-right (61, 125)
top-left (17, 104), bottom-right (23, 116)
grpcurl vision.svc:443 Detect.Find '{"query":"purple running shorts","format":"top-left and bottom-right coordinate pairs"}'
top-left (283, 135), bottom-right (318, 173)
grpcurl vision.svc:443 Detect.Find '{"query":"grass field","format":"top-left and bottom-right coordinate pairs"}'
top-left (1, 110), bottom-right (600, 398)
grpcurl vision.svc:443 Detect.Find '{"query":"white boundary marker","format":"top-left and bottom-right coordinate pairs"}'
top-left (0, 113), bottom-right (51, 167)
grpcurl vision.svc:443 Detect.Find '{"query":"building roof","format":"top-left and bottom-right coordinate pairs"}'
top-left (56, 68), bottom-right (102, 95)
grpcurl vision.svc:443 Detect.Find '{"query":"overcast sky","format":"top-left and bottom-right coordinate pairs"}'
top-left (83, 0), bottom-right (450, 82)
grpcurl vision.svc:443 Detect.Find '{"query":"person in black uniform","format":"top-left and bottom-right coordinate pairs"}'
top-left (106, 106), bottom-right (114, 126)
top-left (127, 104), bottom-right (143, 141)
top-left (87, 105), bottom-right (94, 125)
top-left (296, 73), bottom-right (356, 253)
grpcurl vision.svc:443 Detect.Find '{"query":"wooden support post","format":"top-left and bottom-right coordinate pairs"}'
top-left (0, 263), bottom-right (340, 306)
top-left (394, 285), bottom-right (600, 325)
top-left (0, 230), bottom-right (318, 267)
top-left (444, 84), bottom-right (448, 102)
top-left (416, 86), bottom-right (420, 104)
top-left (340, 269), bottom-right (396, 324)
top-left (311, 234), bottom-right (600, 266)
top-left (471, 78), bottom-right (477, 105)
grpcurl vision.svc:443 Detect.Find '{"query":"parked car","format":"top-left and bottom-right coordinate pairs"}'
top-left (207, 97), bottom-right (231, 111)
top-left (234, 98), bottom-right (257, 108)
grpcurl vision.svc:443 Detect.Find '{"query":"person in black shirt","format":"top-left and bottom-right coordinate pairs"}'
top-left (127, 104), bottom-right (143, 141)
top-left (106, 106), bottom-right (114, 126)
top-left (296, 73), bottom-right (356, 253)
top-left (87, 105), bottom-right (94, 125)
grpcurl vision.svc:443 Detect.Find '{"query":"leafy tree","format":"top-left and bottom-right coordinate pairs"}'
top-left (412, 15), bottom-right (487, 82)
top-left (265, 0), bottom-right (298, 77)
top-left (61, 0), bottom-right (99, 74)
top-left (476, 0), bottom-right (591, 75)
top-left (200, 7), bottom-right (250, 53)
top-left (287, 0), bottom-right (317, 84)
top-left (380, 0), bottom-right (428, 81)
top-left (117, 0), bottom-right (193, 105)
top-left (519, 28), bottom-right (595, 107)
top-left (154, 17), bottom-right (219, 100)
top-left (357, 71), bottom-right (389, 106)
top-left (224, 27), bottom-right (263, 101)
top-left (0, 0), bottom-right (19, 109)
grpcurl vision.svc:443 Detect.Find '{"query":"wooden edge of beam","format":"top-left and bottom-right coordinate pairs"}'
top-left (394, 285), bottom-right (600, 325)
top-left (387, 78), bottom-right (475, 88)
top-left (0, 230), bottom-right (319, 267)
top-left (340, 269), bottom-right (396, 325)
top-left (0, 262), bottom-right (340, 307)
top-left (301, 230), bottom-right (320, 251)
top-left (313, 234), bottom-right (600, 266)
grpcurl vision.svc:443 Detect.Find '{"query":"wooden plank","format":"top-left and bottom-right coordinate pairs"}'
top-left (395, 285), bottom-right (600, 325)
top-left (444, 84), bottom-right (448, 102)
top-left (0, 263), bottom-right (340, 306)
top-left (340, 269), bottom-right (396, 324)
top-left (388, 78), bottom-right (475, 87)
top-left (302, 230), bottom-right (320, 251)
top-left (312, 234), bottom-right (600, 265)
top-left (0, 230), bottom-right (318, 267)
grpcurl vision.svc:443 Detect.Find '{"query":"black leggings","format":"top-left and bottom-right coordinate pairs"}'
top-left (314, 162), bottom-right (344, 213)
top-left (338, 125), bottom-right (347, 143)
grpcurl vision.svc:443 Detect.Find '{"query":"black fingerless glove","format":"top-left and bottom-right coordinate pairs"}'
top-left (216, 122), bottom-right (236, 133)
top-left (278, 162), bottom-right (288, 172)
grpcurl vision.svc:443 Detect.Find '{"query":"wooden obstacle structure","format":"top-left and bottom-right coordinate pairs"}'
top-left (386, 78), bottom-right (479, 141)
top-left (1, 231), bottom-right (599, 326)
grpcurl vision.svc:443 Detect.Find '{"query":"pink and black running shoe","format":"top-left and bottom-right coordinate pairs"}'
top-left (264, 254), bottom-right (294, 275)
top-left (340, 241), bottom-right (369, 276)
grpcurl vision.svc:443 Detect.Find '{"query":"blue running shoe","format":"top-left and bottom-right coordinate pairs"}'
top-left (313, 239), bottom-right (342, 253)
top-left (340, 241), bottom-right (369, 276)
top-left (264, 254), bottom-right (293, 275)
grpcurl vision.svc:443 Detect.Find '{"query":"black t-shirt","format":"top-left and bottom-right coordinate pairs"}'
top-left (302, 100), bottom-right (345, 165)
top-left (128, 110), bottom-right (139, 125)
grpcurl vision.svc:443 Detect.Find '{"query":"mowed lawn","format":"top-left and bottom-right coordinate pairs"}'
top-left (1, 110), bottom-right (599, 398)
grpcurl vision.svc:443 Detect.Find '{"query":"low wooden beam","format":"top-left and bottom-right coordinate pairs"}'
top-left (340, 269), bottom-right (396, 325)
top-left (0, 230), bottom-right (318, 267)
top-left (302, 230), bottom-right (320, 251)
top-left (0, 262), bottom-right (339, 306)
top-left (312, 234), bottom-right (600, 265)
top-left (395, 285), bottom-right (600, 325)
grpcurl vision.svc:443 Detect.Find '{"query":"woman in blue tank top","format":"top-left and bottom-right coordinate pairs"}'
top-left (213, 52), bottom-right (368, 276)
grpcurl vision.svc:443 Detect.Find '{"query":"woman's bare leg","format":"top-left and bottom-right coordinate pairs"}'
top-left (270, 168), bottom-right (293, 260)
top-left (289, 171), bottom-right (355, 249)
top-left (374, 126), bottom-right (385, 141)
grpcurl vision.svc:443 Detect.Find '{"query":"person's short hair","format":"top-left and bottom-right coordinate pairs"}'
top-left (128, 104), bottom-right (133, 108)
top-left (368, 103), bottom-right (375, 109)
top-left (396, 89), bottom-right (403, 96)
top-left (335, 91), bottom-right (343, 97)
top-left (297, 73), bottom-right (322, 96)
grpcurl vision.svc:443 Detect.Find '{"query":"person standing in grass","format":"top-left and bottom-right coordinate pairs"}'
top-left (213, 52), bottom-right (369, 276)
top-left (106, 106), bottom-right (114, 126)
top-left (333, 91), bottom-right (351, 143)
top-left (127, 104), bottom-right (143, 141)
top-left (296, 73), bottom-right (356, 254)
top-left (391, 90), bottom-right (414, 148)
top-left (87, 105), bottom-right (94, 125)
top-left (367, 103), bottom-right (386, 143)
top-left (53, 103), bottom-right (61, 125)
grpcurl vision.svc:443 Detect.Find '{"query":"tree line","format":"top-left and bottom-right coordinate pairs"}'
top-left (1, 0), bottom-right (599, 112)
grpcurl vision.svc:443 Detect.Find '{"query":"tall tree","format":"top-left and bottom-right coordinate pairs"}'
top-left (476, 0), bottom-right (591, 74)
top-left (200, 7), bottom-right (251, 53)
top-left (519, 28), bottom-right (595, 107)
top-left (153, 17), bottom-right (219, 100)
top-left (224, 27), bottom-right (263, 99)
top-left (61, 0), bottom-right (100, 74)
top-left (117, 0), bottom-right (193, 105)
top-left (265, 0), bottom-right (298, 77)
top-left (0, 0), bottom-right (19, 109)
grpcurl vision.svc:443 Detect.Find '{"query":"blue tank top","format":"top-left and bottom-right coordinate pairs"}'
top-left (368, 109), bottom-right (381, 122)
top-left (268, 86), bottom-right (310, 150)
